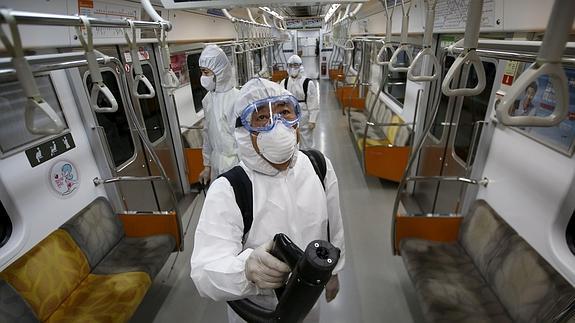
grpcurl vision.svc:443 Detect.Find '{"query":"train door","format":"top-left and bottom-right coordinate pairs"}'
top-left (72, 46), bottom-right (160, 211)
top-left (118, 43), bottom-right (183, 210)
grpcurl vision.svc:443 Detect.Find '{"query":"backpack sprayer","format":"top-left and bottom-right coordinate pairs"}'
top-left (228, 233), bottom-right (341, 323)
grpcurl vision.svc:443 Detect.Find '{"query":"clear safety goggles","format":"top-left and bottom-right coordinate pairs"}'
top-left (287, 63), bottom-right (302, 69)
top-left (236, 95), bottom-right (301, 132)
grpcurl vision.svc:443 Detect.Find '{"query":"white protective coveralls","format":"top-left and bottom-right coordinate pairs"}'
top-left (199, 45), bottom-right (240, 178)
top-left (280, 55), bottom-right (319, 150)
top-left (190, 78), bottom-right (345, 323)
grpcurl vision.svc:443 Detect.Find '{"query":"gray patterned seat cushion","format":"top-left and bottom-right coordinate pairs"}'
top-left (400, 200), bottom-right (575, 323)
top-left (0, 279), bottom-right (38, 323)
top-left (60, 197), bottom-right (124, 269)
top-left (400, 239), bottom-right (512, 323)
top-left (93, 234), bottom-right (175, 279)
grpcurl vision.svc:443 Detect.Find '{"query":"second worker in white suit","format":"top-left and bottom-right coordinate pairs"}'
top-left (198, 45), bottom-right (240, 184)
top-left (280, 55), bottom-right (319, 150)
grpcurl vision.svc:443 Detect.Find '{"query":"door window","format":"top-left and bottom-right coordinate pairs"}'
top-left (136, 64), bottom-right (165, 143)
top-left (86, 71), bottom-right (135, 168)
top-left (454, 61), bottom-right (497, 164)
top-left (187, 53), bottom-right (207, 113)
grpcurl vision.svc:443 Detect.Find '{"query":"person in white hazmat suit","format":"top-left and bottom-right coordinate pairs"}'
top-left (198, 44), bottom-right (240, 184)
top-left (190, 78), bottom-right (345, 323)
top-left (279, 54), bottom-right (319, 150)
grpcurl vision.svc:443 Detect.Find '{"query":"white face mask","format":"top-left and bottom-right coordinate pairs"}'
top-left (200, 75), bottom-right (216, 91)
top-left (256, 122), bottom-right (298, 164)
top-left (288, 67), bottom-right (300, 78)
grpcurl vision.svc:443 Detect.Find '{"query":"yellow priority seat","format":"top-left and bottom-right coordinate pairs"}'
top-left (0, 197), bottom-right (176, 322)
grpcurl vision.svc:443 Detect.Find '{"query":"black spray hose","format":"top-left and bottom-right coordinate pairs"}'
top-left (228, 233), bottom-right (340, 323)
top-left (390, 53), bottom-right (446, 253)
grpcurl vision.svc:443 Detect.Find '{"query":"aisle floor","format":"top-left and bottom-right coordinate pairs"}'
top-left (131, 80), bottom-right (425, 323)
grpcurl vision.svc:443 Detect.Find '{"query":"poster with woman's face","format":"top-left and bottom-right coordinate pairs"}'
top-left (512, 66), bottom-right (575, 155)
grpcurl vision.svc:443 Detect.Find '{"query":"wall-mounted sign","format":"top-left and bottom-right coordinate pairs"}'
top-left (25, 133), bottom-right (75, 168)
top-left (49, 160), bottom-right (79, 197)
top-left (286, 18), bottom-right (322, 30)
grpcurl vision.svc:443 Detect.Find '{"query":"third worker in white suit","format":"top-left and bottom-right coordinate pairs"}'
top-left (198, 44), bottom-right (240, 184)
top-left (280, 54), bottom-right (319, 149)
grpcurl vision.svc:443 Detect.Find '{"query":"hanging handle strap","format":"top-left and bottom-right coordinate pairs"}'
top-left (0, 9), bottom-right (65, 135)
top-left (376, 41), bottom-right (395, 66)
top-left (441, 0), bottom-right (486, 96)
top-left (154, 22), bottom-right (180, 89)
top-left (124, 19), bottom-right (156, 99)
top-left (496, 0), bottom-right (574, 127)
top-left (389, 0), bottom-right (412, 72)
top-left (75, 16), bottom-right (118, 113)
top-left (407, 0), bottom-right (440, 82)
top-left (343, 39), bottom-right (354, 51)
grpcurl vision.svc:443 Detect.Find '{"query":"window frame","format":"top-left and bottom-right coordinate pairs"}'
top-left (0, 72), bottom-right (70, 159)
top-left (83, 67), bottom-right (138, 170)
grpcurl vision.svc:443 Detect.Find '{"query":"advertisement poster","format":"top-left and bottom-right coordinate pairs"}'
top-left (512, 67), bottom-right (575, 155)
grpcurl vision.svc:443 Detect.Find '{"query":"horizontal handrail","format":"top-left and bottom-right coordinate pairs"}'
top-left (367, 121), bottom-right (414, 127)
top-left (93, 176), bottom-right (163, 185)
top-left (0, 10), bottom-right (163, 30)
top-left (405, 176), bottom-right (489, 187)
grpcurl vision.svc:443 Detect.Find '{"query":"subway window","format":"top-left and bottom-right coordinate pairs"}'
top-left (136, 63), bottom-right (165, 143)
top-left (0, 202), bottom-right (11, 249)
top-left (86, 71), bottom-right (135, 168)
top-left (383, 46), bottom-right (421, 105)
top-left (0, 75), bottom-right (68, 156)
top-left (186, 53), bottom-right (207, 113)
top-left (568, 209), bottom-right (575, 255)
top-left (454, 61), bottom-right (497, 164)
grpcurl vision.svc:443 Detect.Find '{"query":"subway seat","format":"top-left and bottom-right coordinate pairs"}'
top-left (347, 87), bottom-right (411, 182)
top-left (400, 200), bottom-right (575, 323)
top-left (0, 197), bottom-right (175, 322)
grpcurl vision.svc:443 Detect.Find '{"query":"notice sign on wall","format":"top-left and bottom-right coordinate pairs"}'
top-left (25, 133), bottom-right (76, 168)
top-left (78, 0), bottom-right (141, 39)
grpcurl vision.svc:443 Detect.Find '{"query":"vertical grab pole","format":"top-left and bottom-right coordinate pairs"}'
top-left (407, 0), bottom-right (441, 82)
top-left (496, 0), bottom-right (575, 127)
top-left (0, 9), bottom-right (65, 135)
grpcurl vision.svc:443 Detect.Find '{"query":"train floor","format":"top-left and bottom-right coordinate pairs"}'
top-left (130, 80), bottom-right (426, 323)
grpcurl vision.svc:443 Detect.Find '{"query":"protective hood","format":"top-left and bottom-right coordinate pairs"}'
top-left (199, 45), bottom-right (235, 92)
top-left (287, 54), bottom-right (304, 78)
top-left (233, 78), bottom-right (299, 176)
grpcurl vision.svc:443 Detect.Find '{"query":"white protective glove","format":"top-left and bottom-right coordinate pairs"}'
top-left (325, 274), bottom-right (339, 302)
top-left (199, 166), bottom-right (211, 185)
top-left (245, 241), bottom-right (291, 290)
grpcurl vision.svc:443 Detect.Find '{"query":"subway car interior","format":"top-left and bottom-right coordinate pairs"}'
top-left (0, 0), bottom-right (574, 322)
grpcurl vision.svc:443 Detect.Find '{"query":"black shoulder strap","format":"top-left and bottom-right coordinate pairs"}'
top-left (218, 166), bottom-right (253, 239)
top-left (300, 149), bottom-right (326, 188)
top-left (301, 149), bottom-right (331, 242)
top-left (283, 77), bottom-right (288, 90)
top-left (303, 78), bottom-right (311, 103)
